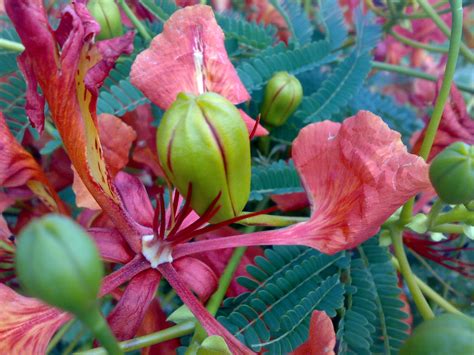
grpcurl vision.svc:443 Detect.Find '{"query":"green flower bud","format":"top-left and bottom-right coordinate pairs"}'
top-left (429, 142), bottom-right (474, 204)
top-left (401, 314), bottom-right (474, 355)
top-left (260, 72), bottom-right (303, 127)
top-left (88, 0), bottom-right (124, 41)
top-left (157, 92), bottom-right (251, 223)
top-left (15, 215), bottom-right (103, 316)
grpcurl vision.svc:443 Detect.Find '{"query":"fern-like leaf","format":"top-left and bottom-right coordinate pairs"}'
top-left (319, 0), bottom-right (348, 50)
top-left (139, 0), bottom-right (178, 22)
top-left (354, 8), bottom-right (382, 54)
top-left (250, 160), bottom-right (303, 201)
top-left (338, 239), bottom-right (410, 355)
top-left (219, 246), bottom-right (349, 353)
top-left (97, 58), bottom-right (150, 116)
top-left (268, 0), bottom-right (313, 45)
top-left (216, 14), bottom-right (277, 50)
top-left (237, 40), bottom-right (332, 93)
top-left (0, 27), bottom-right (21, 76)
top-left (0, 71), bottom-right (29, 141)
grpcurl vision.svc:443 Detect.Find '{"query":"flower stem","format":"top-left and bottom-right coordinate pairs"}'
top-left (238, 213), bottom-right (308, 227)
top-left (398, 0), bottom-right (464, 225)
top-left (390, 226), bottom-right (435, 320)
top-left (117, 0), bottom-right (152, 41)
top-left (192, 246), bottom-right (248, 343)
top-left (79, 308), bottom-right (123, 355)
top-left (417, 0), bottom-right (473, 63)
top-left (391, 257), bottom-right (464, 316)
top-left (0, 38), bottom-right (25, 52)
top-left (370, 62), bottom-right (473, 94)
top-left (389, 30), bottom-right (449, 53)
top-left (77, 321), bottom-right (196, 354)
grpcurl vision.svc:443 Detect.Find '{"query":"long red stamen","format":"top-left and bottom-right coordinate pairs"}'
top-left (249, 114), bottom-right (261, 140)
top-left (167, 184), bottom-right (194, 239)
top-left (159, 191), bottom-right (166, 240)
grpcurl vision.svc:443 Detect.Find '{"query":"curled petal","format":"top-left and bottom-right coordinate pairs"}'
top-left (173, 111), bottom-right (431, 258)
top-left (174, 256), bottom-right (219, 301)
top-left (107, 269), bottom-right (161, 340)
top-left (292, 311), bottom-right (335, 355)
top-left (0, 284), bottom-right (70, 354)
top-left (131, 5), bottom-right (250, 110)
top-left (0, 113), bottom-right (67, 213)
top-left (6, 0), bottom-right (143, 250)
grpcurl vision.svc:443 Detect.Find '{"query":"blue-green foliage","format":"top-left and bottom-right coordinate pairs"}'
top-left (0, 26), bottom-right (20, 76)
top-left (269, 0), bottom-right (313, 46)
top-left (319, 0), bottom-right (348, 50)
top-left (354, 8), bottom-right (382, 54)
top-left (97, 58), bottom-right (150, 116)
top-left (237, 40), bottom-right (332, 93)
top-left (250, 160), bottom-right (303, 201)
top-left (338, 238), bottom-right (411, 354)
top-left (219, 246), bottom-right (349, 353)
top-left (0, 71), bottom-right (29, 141)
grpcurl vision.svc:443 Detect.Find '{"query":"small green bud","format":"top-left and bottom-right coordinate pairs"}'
top-left (400, 314), bottom-right (474, 355)
top-left (157, 92), bottom-right (251, 223)
top-left (429, 142), bottom-right (474, 204)
top-left (88, 0), bottom-right (123, 41)
top-left (15, 215), bottom-right (103, 316)
top-left (260, 72), bottom-right (303, 127)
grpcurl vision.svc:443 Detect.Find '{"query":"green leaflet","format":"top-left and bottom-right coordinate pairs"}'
top-left (250, 160), bottom-right (303, 201)
top-left (237, 40), bottom-right (333, 93)
top-left (338, 238), bottom-right (410, 355)
top-left (319, 0), bottom-right (348, 50)
top-left (0, 71), bottom-right (29, 142)
top-left (0, 26), bottom-right (21, 76)
top-left (268, 0), bottom-right (313, 46)
top-left (219, 246), bottom-right (349, 353)
top-left (97, 58), bottom-right (150, 116)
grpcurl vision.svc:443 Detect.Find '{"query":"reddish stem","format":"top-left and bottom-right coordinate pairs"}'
top-left (158, 262), bottom-right (254, 355)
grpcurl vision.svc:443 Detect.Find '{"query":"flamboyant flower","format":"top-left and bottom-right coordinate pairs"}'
top-left (0, 113), bottom-right (67, 214)
top-left (130, 4), bottom-right (268, 137)
top-left (245, 0), bottom-right (290, 43)
top-left (2, 2), bottom-right (432, 353)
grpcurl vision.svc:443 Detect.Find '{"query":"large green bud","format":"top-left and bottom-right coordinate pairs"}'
top-left (88, 0), bottom-right (124, 41)
top-left (16, 215), bottom-right (103, 316)
top-left (260, 72), bottom-right (303, 127)
top-left (429, 142), bottom-right (474, 204)
top-left (157, 92), bottom-right (251, 223)
top-left (400, 314), bottom-right (474, 355)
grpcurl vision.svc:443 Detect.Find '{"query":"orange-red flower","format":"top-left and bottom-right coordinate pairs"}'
top-left (130, 5), bottom-right (267, 137)
top-left (292, 310), bottom-right (336, 355)
top-left (0, 284), bottom-right (71, 355)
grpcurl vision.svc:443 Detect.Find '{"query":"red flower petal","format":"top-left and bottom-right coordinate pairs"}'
top-left (292, 311), bottom-right (335, 355)
top-left (271, 192), bottom-right (309, 211)
top-left (173, 111), bottom-right (432, 257)
top-left (107, 269), bottom-right (161, 340)
top-left (6, 0), bottom-right (144, 250)
top-left (173, 256), bottom-right (219, 301)
top-left (0, 284), bottom-right (70, 354)
top-left (0, 113), bottom-right (67, 213)
top-left (131, 5), bottom-right (250, 110)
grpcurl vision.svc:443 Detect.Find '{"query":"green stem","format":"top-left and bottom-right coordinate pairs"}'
top-left (392, 258), bottom-right (464, 316)
top-left (390, 226), bottom-right (435, 320)
top-left (117, 0), bottom-right (152, 41)
top-left (77, 321), bottom-right (196, 354)
top-left (390, 30), bottom-right (449, 53)
top-left (238, 213), bottom-right (308, 227)
top-left (426, 199), bottom-right (445, 228)
top-left (0, 38), bottom-right (25, 52)
top-left (370, 61), bottom-right (474, 94)
top-left (47, 320), bottom-right (75, 353)
top-left (80, 309), bottom-right (123, 355)
top-left (430, 223), bottom-right (464, 234)
top-left (398, 0), bottom-right (464, 225)
top-left (433, 206), bottom-right (473, 225)
top-left (191, 246), bottom-right (248, 343)
top-left (417, 0), bottom-right (473, 63)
